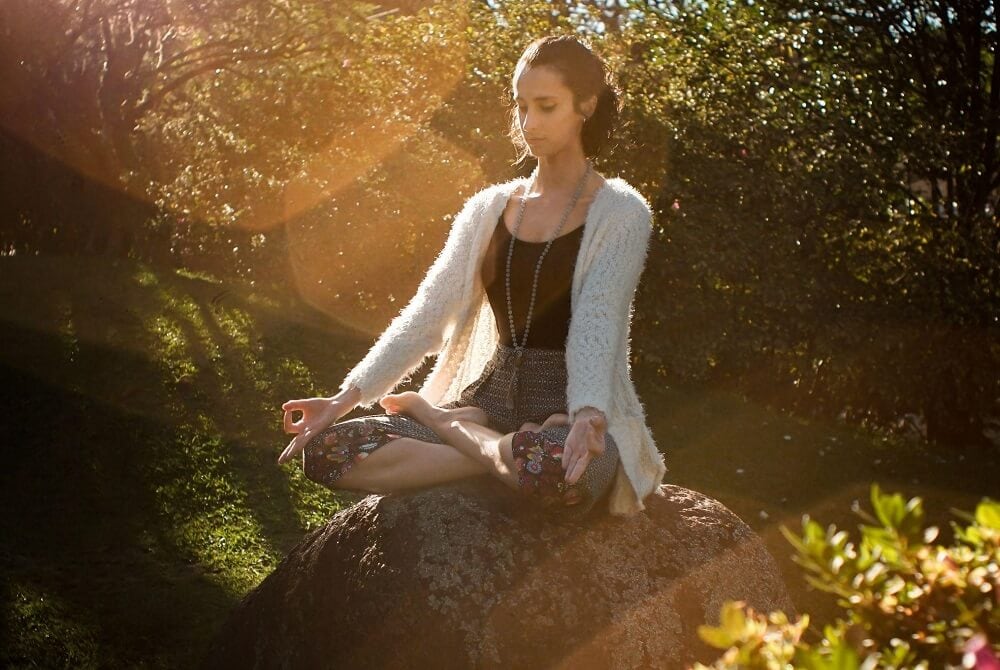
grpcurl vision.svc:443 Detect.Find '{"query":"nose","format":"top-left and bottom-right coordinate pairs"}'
top-left (520, 110), bottom-right (538, 135)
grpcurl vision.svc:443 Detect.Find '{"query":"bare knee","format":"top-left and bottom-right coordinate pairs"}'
top-left (497, 433), bottom-right (514, 468)
top-left (497, 433), bottom-right (517, 482)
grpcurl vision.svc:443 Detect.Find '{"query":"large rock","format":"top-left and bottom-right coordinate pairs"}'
top-left (203, 479), bottom-right (794, 669)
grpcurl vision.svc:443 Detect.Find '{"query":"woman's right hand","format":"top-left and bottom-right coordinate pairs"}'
top-left (278, 396), bottom-right (352, 465)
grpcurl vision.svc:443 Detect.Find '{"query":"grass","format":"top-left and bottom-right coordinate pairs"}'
top-left (0, 255), bottom-right (364, 668)
top-left (0, 255), bottom-right (996, 667)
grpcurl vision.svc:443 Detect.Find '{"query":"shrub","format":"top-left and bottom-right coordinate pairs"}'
top-left (695, 484), bottom-right (1000, 669)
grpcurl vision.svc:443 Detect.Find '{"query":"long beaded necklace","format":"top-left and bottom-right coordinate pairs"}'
top-left (503, 159), bottom-right (593, 409)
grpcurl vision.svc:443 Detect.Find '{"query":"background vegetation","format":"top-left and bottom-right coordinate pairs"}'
top-left (2, 0), bottom-right (996, 444)
top-left (0, 0), bottom-right (996, 666)
top-left (696, 486), bottom-right (1000, 669)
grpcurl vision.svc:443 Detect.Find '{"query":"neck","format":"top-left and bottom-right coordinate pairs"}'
top-left (528, 149), bottom-right (590, 197)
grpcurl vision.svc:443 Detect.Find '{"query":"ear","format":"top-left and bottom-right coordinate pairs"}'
top-left (582, 94), bottom-right (598, 119)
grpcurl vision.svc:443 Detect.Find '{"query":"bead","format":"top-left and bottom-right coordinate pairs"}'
top-left (505, 160), bottom-right (592, 357)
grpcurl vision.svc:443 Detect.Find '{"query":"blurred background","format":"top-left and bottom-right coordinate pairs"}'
top-left (0, 1), bottom-right (996, 666)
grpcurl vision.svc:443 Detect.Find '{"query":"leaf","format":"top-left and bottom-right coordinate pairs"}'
top-left (697, 623), bottom-right (736, 650)
top-left (698, 600), bottom-right (751, 650)
top-left (975, 498), bottom-right (1000, 531)
top-left (871, 484), bottom-right (906, 530)
top-left (720, 599), bottom-right (748, 636)
top-left (828, 642), bottom-right (861, 670)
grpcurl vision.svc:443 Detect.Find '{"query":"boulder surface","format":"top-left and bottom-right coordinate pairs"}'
top-left (203, 479), bottom-right (794, 669)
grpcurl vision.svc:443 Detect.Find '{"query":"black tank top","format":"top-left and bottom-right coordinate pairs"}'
top-left (481, 212), bottom-right (585, 350)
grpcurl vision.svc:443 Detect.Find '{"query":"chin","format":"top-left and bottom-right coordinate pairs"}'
top-left (527, 146), bottom-right (552, 159)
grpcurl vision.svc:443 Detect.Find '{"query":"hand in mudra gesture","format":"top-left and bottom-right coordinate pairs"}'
top-left (278, 396), bottom-right (351, 465)
top-left (561, 411), bottom-right (607, 485)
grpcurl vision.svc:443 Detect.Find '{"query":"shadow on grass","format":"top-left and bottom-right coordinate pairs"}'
top-left (0, 361), bottom-right (238, 667)
top-left (0, 257), bottom-right (360, 666)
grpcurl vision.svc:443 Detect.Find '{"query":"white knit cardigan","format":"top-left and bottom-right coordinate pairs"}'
top-left (338, 175), bottom-right (667, 516)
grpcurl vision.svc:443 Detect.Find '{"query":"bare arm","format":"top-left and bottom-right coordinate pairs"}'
top-left (278, 188), bottom-right (489, 465)
top-left (336, 192), bottom-right (485, 408)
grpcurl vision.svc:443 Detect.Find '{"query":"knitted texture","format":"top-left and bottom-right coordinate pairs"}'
top-left (338, 189), bottom-right (489, 405)
top-left (338, 176), bottom-right (667, 516)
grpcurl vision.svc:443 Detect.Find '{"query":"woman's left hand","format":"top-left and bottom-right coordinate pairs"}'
top-left (562, 411), bottom-right (607, 485)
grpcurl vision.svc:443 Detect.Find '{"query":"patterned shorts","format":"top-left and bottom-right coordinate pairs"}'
top-left (303, 343), bottom-right (620, 517)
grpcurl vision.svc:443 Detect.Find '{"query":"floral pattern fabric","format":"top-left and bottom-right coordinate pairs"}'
top-left (511, 430), bottom-right (587, 508)
top-left (303, 419), bottom-right (404, 487)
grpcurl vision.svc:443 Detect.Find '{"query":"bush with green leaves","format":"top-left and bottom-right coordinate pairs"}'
top-left (695, 484), bottom-right (1000, 669)
top-left (2, 0), bottom-right (996, 443)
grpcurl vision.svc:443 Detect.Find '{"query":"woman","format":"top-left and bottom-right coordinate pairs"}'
top-left (279, 35), bottom-right (667, 517)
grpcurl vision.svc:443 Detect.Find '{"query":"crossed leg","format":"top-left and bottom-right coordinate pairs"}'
top-left (378, 391), bottom-right (571, 490)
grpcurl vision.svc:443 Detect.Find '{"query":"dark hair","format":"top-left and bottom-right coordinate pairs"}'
top-left (507, 35), bottom-right (621, 166)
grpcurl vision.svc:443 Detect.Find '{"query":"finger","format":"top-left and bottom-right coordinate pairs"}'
top-left (282, 399), bottom-right (303, 411)
top-left (278, 436), bottom-right (295, 464)
top-left (559, 437), bottom-right (573, 470)
top-left (588, 428), bottom-right (606, 457)
top-left (278, 431), bottom-right (308, 465)
top-left (590, 416), bottom-right (607, 440)
top-left (561, 438), bottom-right (578, 474)
top-left (278, 438), bottom-right (292, 465)
top-left (283, 409), bottom-right (297, 434)
top-left (587, 417), bottom-right (606, 456)
top-left (565, 452), bottom-right (590, 485)
top-left (280, 436), bottom-right (302, 464)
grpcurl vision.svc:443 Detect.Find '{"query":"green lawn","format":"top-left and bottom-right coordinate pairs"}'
top-left (0, 256), bottom-right (995, 668)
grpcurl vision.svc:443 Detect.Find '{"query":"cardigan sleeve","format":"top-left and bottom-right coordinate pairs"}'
top-left (565, 198), bottom-right (653, 423)
top-left (337, 191), bottom-right (484, 408)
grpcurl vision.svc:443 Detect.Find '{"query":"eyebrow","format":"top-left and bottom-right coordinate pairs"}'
top-left (512, 95), bottom-right (557, 102)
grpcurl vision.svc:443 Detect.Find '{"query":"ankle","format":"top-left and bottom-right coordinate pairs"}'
top-left (421, 404), bottom-right (450, 429)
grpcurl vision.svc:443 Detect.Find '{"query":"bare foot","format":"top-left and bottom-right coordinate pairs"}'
top-left (380, 391), bottom-right (489, 429)
top-left (517, 412), bottom-right (571, 433)
top-left (540, 412), bottom-right (570, 431)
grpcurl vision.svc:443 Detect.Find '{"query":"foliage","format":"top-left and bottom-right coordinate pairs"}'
top-left (616, 0), bottom-right (999, 447)
top-left (694, 485), bottom-right (1000, 669)
top-left (0, 0), bottom-right (996, 442)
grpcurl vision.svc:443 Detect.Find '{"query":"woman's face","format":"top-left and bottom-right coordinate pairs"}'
top-left (512, 64), bottom-right (594, 159)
